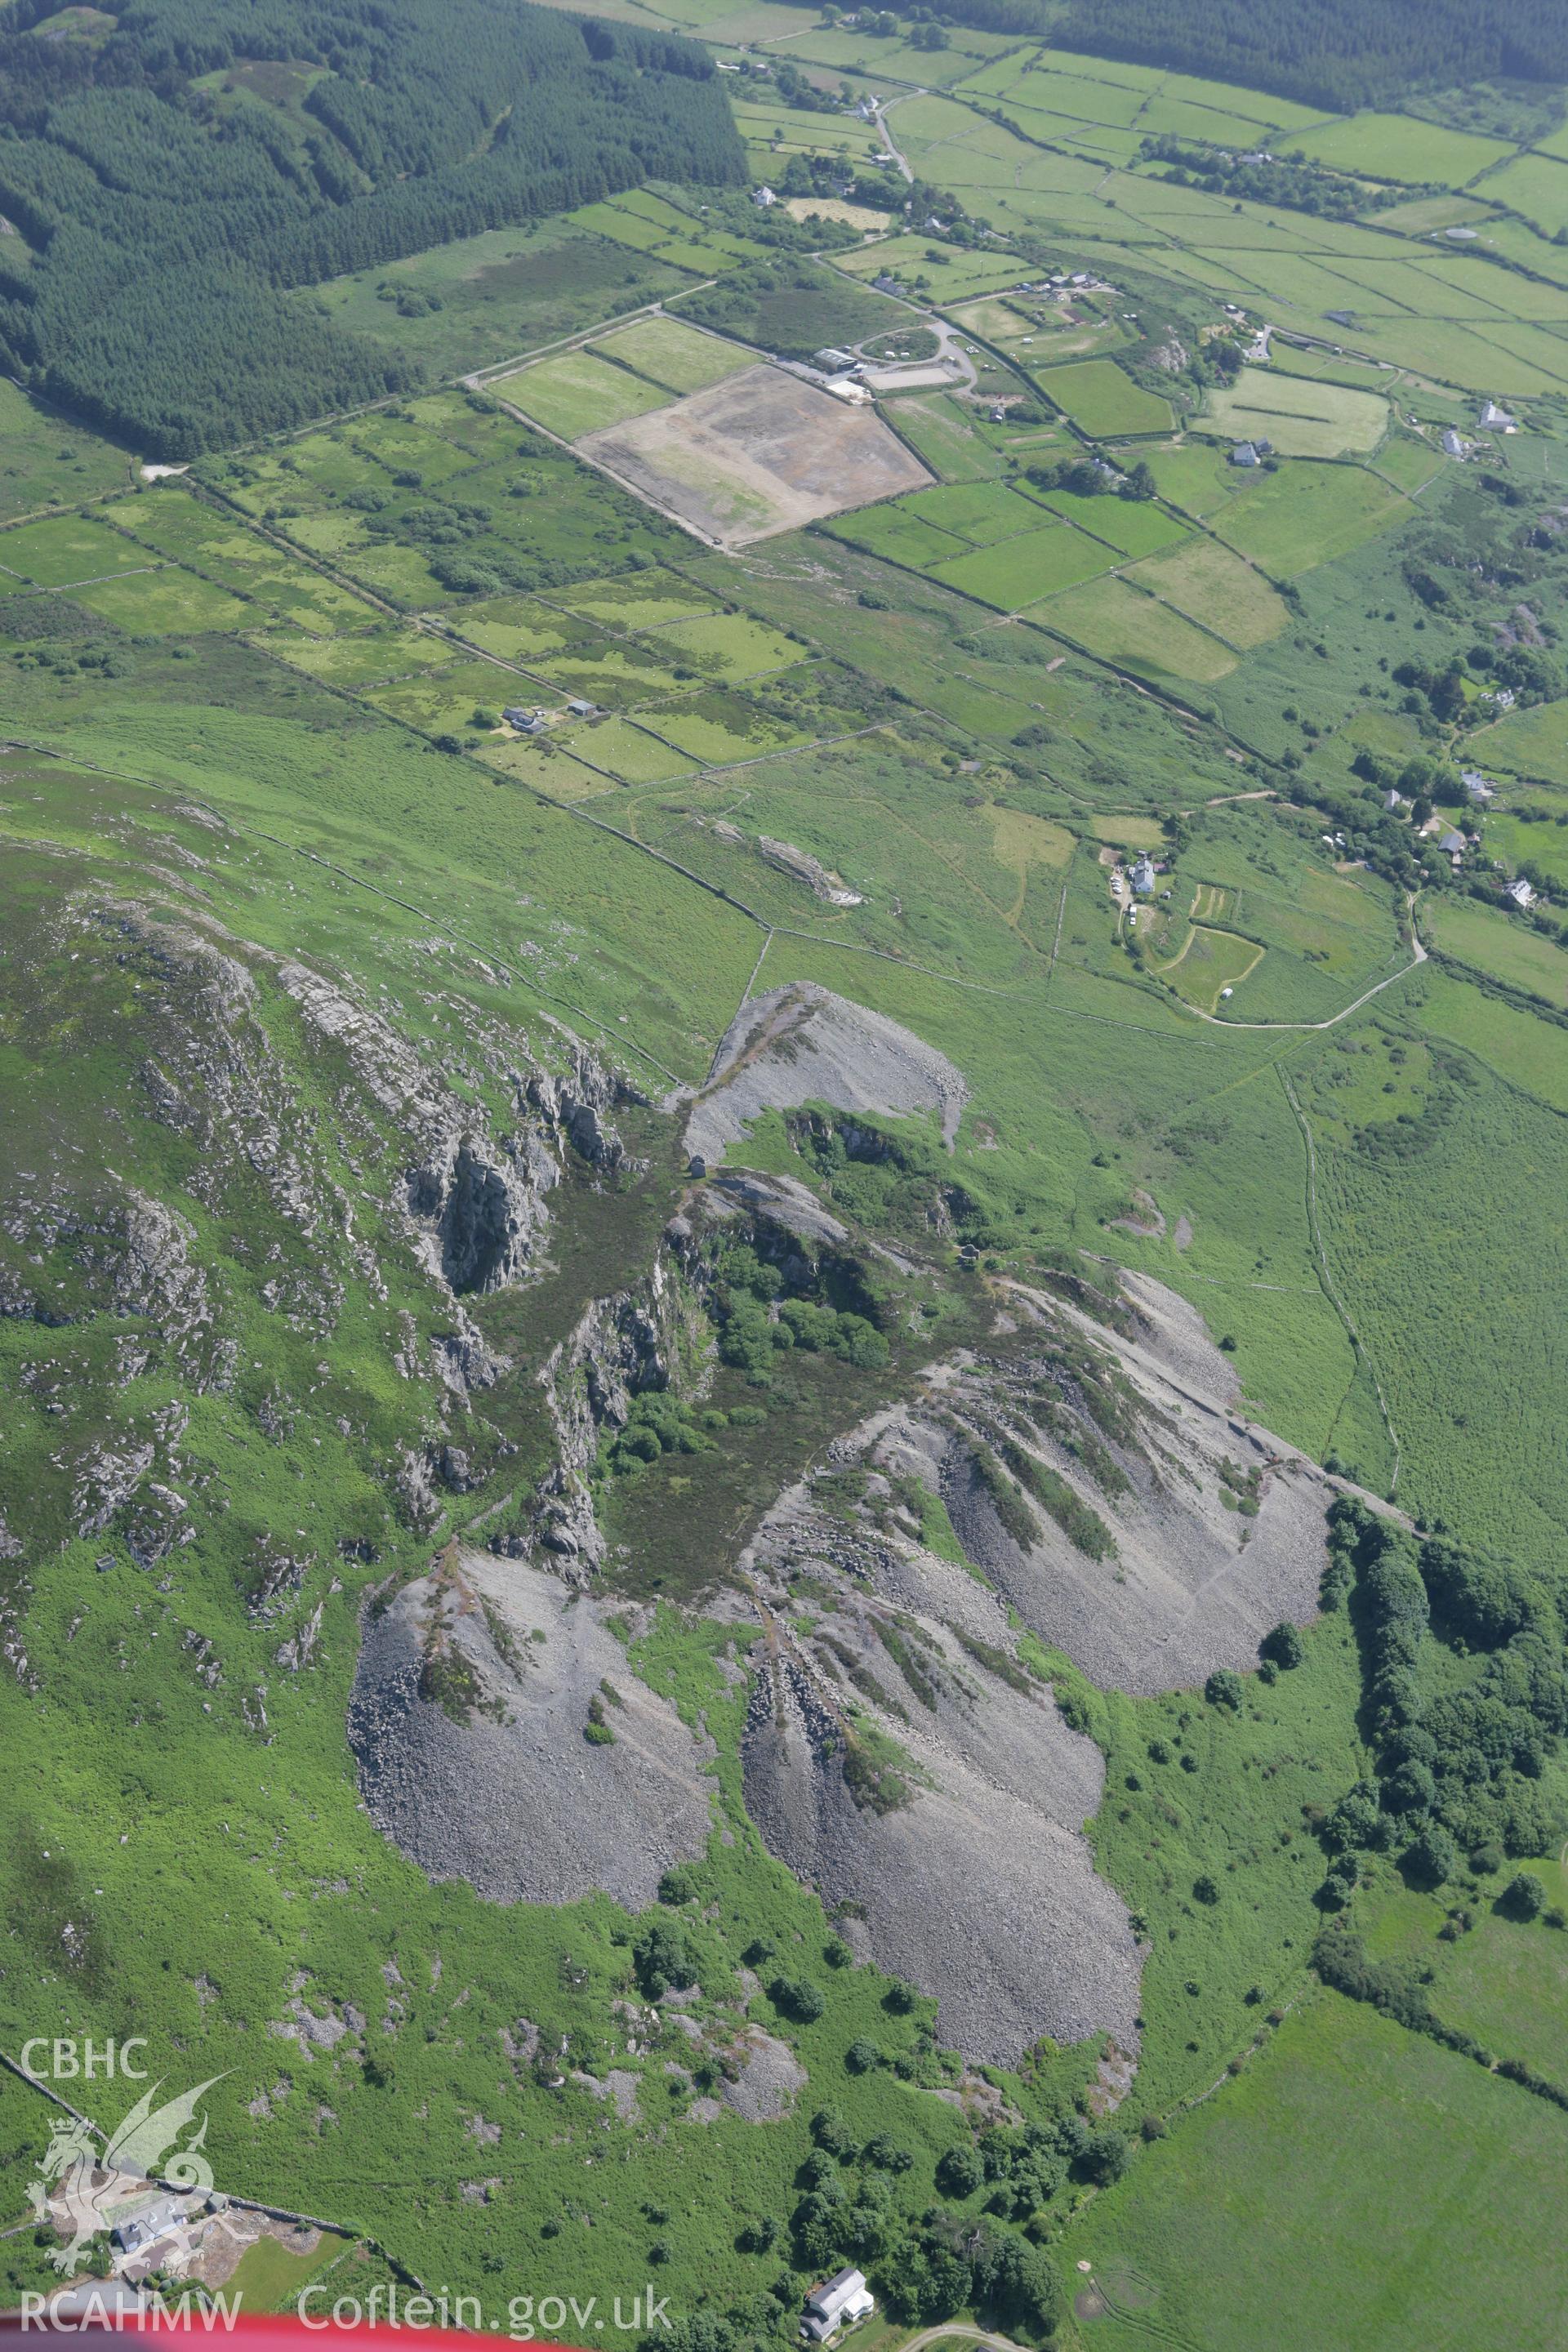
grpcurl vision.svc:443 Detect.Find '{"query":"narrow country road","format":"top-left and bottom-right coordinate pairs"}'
top-left (874, 90), bottom-right (922, 182)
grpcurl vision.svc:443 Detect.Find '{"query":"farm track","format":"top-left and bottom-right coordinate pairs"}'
top-left (1279, 1063), bottom-right (1403, 1492)
top-left (1187, 910), bottom-right (1427, 1033)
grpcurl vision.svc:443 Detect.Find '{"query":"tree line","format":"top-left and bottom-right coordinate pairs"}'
top-left (0, 0), bottom-right (744, 454)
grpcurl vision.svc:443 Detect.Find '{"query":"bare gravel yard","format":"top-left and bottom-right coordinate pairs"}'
top-left (579, 365), bottom-right (929, 547)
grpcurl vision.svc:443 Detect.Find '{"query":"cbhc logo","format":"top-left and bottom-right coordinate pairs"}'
top-left (19, 2039), bottom-right (149, 2079)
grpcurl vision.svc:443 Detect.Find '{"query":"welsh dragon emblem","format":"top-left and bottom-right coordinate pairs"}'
top-left (29, 2076), bottom-right (225, 2278)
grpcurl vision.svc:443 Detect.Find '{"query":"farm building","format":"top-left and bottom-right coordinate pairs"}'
top-left (1231, 442), bottom-right (1260, 467)
top-left (815, 348), bottom-right (858, 372)
top-left (566, 697), bottom-right (596, 717)
top-left (823, 375), bottom-right (873, 405)
top-left (1505, 876), bottom-right (1537, 910)
top-left (1481, 400), bottom-right (1517, 431)
top-left (503, 706), bottom-right (546, 733)
top-left (108, 2194), bottom-right (185, 2258)
top-left (1462, 770), bottom-right (1496, 804)
top-left (800, 2269), bottom-right (875, 2345)
top-left (1442, 428), bottom-right (1464, 458)
top-left (1439, 829), bottom-right (1467, 857)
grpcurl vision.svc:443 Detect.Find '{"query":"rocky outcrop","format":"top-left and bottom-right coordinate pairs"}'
top-left (934, 1277), bottom-right (1333, 1693)
top-left (523, 1253), bottom-right (694, 1571)
top-left (404, 1132), bottom-right (556, 1297)
top-left (525, 1043), bottom-right (643, 1175)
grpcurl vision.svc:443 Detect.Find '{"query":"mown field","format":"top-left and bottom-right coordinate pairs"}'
top-left (1063, 1990), bottom-right (1568, 2351)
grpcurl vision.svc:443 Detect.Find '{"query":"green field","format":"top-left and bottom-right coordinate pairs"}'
top-left (670, 257), bottom-right (910, 365)
top-left (930, 523), bottom-right (1116, 608)
top-left (69, 565), bottom-right (250, 634)
top-left (833, 234), bottom-right (1029, 305)
top-left (648, 611), bottom-right (804, 680)
top-left (1066, 1993), bottom-right (1568, 2351)
top-left (0, 380), bottom-right (132, 523)
top-left (1196, 368), bottom-right (1391, 458)
top-left (1029, 487), bottom-right (1190, 557)
top-left (1043, 572), bottom-right (1239, 681)
top-left (1429, 896), bottom-right (1568, 1008)
top-left (564, 714), bottom-right (698, 782)
top-left (1425, 1859), bottom-right (1568, 2082)
top-left (1289, 111), bottom-right (1516, 185)
top-left (1147, 919), bottom-right (1264, 1008)
top-left (1142, 441), bottom-right (1249, 518)
top-left (270, 625), bottom-right (470, 687)
top-left (108, 492), bottom-right (379, 630)
top-left (1408, 967), bottom-right (1568, 1114)
top-left (226, 2231), bottom-right (350, 2314)
top-left (495, 348), bottom-right (673, 439)
top-left (902, 479), bottom-right (1061, 546)
top-left (590, 314), bottom-right (757, 393)
top-left (826, 505), bottom-right (971, 570)
top-left (1034, 359), bottom-right (1174, 438)
top-left (1484, 808), bottom-right (1568, 891)
top-left (888, 392), bottom-right (1013, 483)
top-left (1214, 461), bottom-right (1410, 574)
top-left (1473, 700), bottom-right (1568, 787)
top-left (0, 514), bottom-right (161, 587)
top-left (310, 220), bottom-right (695, 376)
top-left (1127, 535), bottom-right (1288, 648)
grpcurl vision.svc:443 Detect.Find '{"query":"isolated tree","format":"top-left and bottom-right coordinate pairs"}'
top-left (1407, 1824), bottom-right (1459, 1887)
top-left (936, 2142), bottom-right (983, 2196)
top-left (1262, 1620), bottom-right (1304, 1668)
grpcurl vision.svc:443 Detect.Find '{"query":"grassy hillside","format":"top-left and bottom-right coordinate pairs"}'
top-left (2, 16), bottom-right (1568, 2345)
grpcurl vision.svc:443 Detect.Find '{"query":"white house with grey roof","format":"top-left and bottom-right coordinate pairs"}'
top-left (800, 2270), bottom-right (875, 2344)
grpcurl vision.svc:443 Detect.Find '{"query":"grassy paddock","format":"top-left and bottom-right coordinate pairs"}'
top-left (1429, 897), bottom-right (1568, 1009)
top-left (1064, 1991), bottom-right (1568, 2351)
top-left (1033, 358), bottom-right (1173, 438)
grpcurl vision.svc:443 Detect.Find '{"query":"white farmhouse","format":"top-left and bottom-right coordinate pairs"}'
top-left (800, 2270), bottom-right (875, 2345)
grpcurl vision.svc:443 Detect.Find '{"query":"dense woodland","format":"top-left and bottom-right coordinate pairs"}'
top-left (913, 0), bottom-right (1568, 109)
top-left (0, 0), bottom-right (742, 453)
